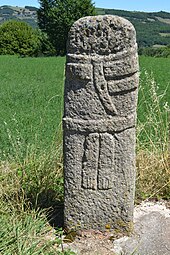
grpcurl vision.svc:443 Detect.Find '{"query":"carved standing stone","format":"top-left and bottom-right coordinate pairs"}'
top-left (63, 15), bottom-right (139, 233)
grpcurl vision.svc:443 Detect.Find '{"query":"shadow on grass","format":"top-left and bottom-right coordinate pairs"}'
top-left (28, 189), bottom-right (64, 228)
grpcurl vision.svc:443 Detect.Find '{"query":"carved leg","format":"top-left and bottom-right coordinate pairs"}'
top-left (82, 133), bottom-right (99, 190)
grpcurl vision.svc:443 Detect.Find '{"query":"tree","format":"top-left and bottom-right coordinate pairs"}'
top-left (37, 0), bottom-right (96, 55)
top-left (0, 20), bottom-right (40, 56)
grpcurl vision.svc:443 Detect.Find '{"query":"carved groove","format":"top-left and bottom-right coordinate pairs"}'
top-left (82, 133), bottom-right (115, 190)
top-left (63, 115), bottom-right (136, 133)
top-left (93, 61), bottom-right (117, 116)
top-left (105, 71), bottom-right (138, 81)
top-left (110, 87), bottom-right (137, 96)
top-left (97, 133), bottom-right (114, 190)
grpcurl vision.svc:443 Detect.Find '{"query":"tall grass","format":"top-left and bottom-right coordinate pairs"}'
top-left (0, 207), bottom-right (58, 255)
top-left (139, 56), bottom-right (170, 105)
top-left (136, 69), bottom-right (170, 200)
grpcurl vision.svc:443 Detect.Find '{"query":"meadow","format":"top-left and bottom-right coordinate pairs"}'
top-left (0, 56), bottom-right (65, 160)
top-left (0, 55), bottom-right (169, 159)
top-left (0, 55), bottom-right (169, 254)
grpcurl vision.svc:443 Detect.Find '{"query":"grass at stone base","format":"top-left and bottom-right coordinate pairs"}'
top-left (0, 142), bottom-right (75, 255)
top-left (0, 55), bottom-right (169, 254)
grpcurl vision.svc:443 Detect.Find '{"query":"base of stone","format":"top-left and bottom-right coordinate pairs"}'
top-left (63, 201), bottom-right (170, 255)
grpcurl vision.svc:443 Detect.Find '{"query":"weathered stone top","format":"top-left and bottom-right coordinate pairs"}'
top-left (67, 15), bottom-right (137, 55)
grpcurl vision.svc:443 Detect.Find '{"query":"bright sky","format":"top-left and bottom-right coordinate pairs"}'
top-left (1, 0), bottom-right (170, 12)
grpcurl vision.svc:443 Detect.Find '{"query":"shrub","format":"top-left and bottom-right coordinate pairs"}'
top-left (37, 30), bottom-right (57, 56)
top-left (0, 20), bottom-right (41, 57)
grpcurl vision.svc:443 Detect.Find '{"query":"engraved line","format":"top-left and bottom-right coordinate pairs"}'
top-left (67, 47), bottom-right (138, 62)
top-left (81, 134), bottom-right (99, 190)
top-left (97, 133), bottom-right (115, 190)
top-left (81, 136), bottom-right (87, 189)
top-left (105, 71), bottom-right (138, 81)
top-left (97, 133), bottom-right (101, 190)
top-left (64, 126), bottom-right (135, 139)
top-left (63, 114), bottom-right (136, 133)
top-left (110, 87), bottom-right (137, 96)
top-left (114, 133), bottom-right (119, 142)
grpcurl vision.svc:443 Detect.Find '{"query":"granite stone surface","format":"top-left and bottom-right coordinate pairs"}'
top-left (63, 15), bottom-right (139, 232)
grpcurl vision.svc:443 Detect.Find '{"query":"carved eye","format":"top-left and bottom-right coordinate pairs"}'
top-left (101, 84), bottom-right (105, 90)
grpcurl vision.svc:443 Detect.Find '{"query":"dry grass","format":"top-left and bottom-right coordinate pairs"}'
top-left (136, 149), bottom-right (169, 200)
top-left (0, 138), bottom-right (63, 209)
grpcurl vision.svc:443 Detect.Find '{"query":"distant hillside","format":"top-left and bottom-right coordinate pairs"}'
top-left (1, 5), bottom-right (170, 48)
top-left (96, 8), bottom-right (170, 48)
top-left (0, 5), bottom-right (37, 28)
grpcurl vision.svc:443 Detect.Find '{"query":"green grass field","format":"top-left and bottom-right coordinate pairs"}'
top-left (0, 56), bottom-right (65, 160)
top-left (0, 55), bottom-right (169, 160)
top-left (139, 56), bottom-right (170, 105)
top-left (138, 56), bottom-right (170, 145)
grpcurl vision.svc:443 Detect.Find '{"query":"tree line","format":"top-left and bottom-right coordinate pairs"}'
top-left (0, 0), bottom-right (95, 57)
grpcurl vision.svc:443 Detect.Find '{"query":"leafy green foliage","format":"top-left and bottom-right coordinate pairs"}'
top-left (134, 19), bottom-right (170, 48)
top-left (37, 30), bottom-right (56, 56)
top-left (37, 0), bottom-right (96, 55)
top-left (0, 20), bottom-right (40, 56)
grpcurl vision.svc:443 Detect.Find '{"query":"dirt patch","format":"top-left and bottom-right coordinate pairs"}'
top-left (63, 230), bottom-right (118, 255)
